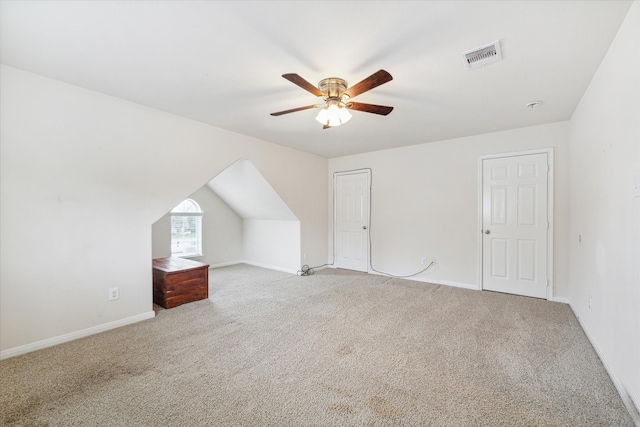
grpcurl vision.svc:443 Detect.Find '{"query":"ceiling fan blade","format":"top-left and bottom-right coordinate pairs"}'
top-left (270, 104), bottom-right (318, 116)
top-left (323, 124), bottom-right (331, 130)
top-left (282, 73), bottom-right (324, 97)
top-left (344, 69), bottom-right (393, 99)
top-left (347, 102), bottom-right (394, 115)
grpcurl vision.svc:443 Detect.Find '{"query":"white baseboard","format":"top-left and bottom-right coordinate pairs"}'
top-left (208, 260), bottom-right (243, 269)
top-left (632, 391), bottom-right (640, 426)
top-left (0, 311), bottom-right (156, 360)
top-left (208, 260), bottom-right (298, 275)
top-left (366, 269), bottom-right (479, 290)
top-left (240, 261), bottom-right (298, 275)
top-left (421, 277), bottom-right (479, 290)
top-left (568, 303), bottom-right (640, 424)
top-left (551, 296), bottom-right (570, 304)
top-left (307, 264), bottom-right (330, 272)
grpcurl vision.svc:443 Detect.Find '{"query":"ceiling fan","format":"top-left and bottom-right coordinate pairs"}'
top-left (271, 69), bottom-right (394, 129)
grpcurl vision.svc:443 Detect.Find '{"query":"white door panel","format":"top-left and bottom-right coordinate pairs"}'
top-left (482, 153), bottom-right (548, 298)
top-left (335, 171), bottom-right (369, 272)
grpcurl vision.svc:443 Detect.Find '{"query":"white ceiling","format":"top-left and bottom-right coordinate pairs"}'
top-left (0, 1), bottom-right (632, 158)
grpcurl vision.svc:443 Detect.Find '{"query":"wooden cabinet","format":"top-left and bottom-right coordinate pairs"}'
top-left (152, 257), bottom-right (209, 309)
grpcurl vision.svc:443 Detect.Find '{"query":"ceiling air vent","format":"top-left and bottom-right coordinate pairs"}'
top-left (462, 40), bottom-right (502, 70)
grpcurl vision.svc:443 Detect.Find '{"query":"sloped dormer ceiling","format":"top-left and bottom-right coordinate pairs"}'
top-left (206, 159), bottom-right (298, 221)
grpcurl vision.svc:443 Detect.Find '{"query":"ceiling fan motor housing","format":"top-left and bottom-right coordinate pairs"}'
top-left (318, 78), bottom-right (348, 100)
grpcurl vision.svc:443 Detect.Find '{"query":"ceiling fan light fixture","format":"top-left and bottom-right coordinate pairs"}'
top-left (315, 107), bottom-right (329, 125)
top-left (315, 100), bottom-right (352, 127)
top-left (338, 105), bottom-right (352, 123)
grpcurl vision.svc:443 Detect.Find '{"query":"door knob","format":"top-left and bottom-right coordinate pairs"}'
top-left (363, 226), bottom-right (367, 230)
top-left (484, 229), bottom-right (490, 234)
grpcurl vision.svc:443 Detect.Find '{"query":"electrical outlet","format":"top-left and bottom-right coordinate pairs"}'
top-left (421, 257), bottom-right (427, 265)
top-left (109, 287), bottom-right (119, 301)
top-left (588, 295), bottom-right (592, 309)
top-left (303, 252), bottom-right (308, 260)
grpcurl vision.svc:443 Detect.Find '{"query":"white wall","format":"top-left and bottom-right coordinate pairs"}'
top-left (205, 158), bottom-right (301, 272)
top-left (0, 65), bottom-right (328, 356)
top-left (242, 220), bottom-right (301, 273)
top-left (151, 185), bottom-right (243, 266)
top-left (329, 122), bottom-right (570, 296)
top-left (152, 214), bottom-right (172, 259)
top-left (568, 1), bottom-right (640, 414)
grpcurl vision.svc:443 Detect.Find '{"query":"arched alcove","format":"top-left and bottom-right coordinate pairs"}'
top-left (152, 159), bottom-right (300, 273)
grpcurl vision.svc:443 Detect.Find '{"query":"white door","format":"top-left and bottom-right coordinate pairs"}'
top-left (482, 153), bottom-right (549, 298)
top-left (335, 171), bottom-right (370, 272)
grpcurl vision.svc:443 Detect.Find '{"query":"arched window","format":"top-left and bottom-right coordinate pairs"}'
top-left (170, 198), bottom-right (203, 257)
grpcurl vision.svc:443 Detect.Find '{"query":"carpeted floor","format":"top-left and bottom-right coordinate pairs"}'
top-left (0, 264), bottom-right (635, 426)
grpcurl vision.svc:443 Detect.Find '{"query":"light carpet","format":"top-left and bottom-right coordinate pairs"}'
top-left (0, 264), bottom-right (634, 426)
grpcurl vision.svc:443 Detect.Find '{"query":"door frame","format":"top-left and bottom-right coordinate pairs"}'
top-left (333, 168), bottom-right (371, 272)
top-left (477, 148), bottom-right (554, 300)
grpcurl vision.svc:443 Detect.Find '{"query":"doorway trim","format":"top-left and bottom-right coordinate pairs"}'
top-left (477, 148), bottom-right (554, 300)
top-left (333, 168), bottom-right (371, 272)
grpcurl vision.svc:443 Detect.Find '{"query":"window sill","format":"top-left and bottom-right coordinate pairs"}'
top-left (173, 254), bottom-right (203, 259)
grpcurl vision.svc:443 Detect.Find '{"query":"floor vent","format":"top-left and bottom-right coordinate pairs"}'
top-left (462, 40), bottom-right (502, 70)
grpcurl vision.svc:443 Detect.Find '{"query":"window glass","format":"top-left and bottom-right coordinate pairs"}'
top-left (170, 199), bottom-right (203, 257)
